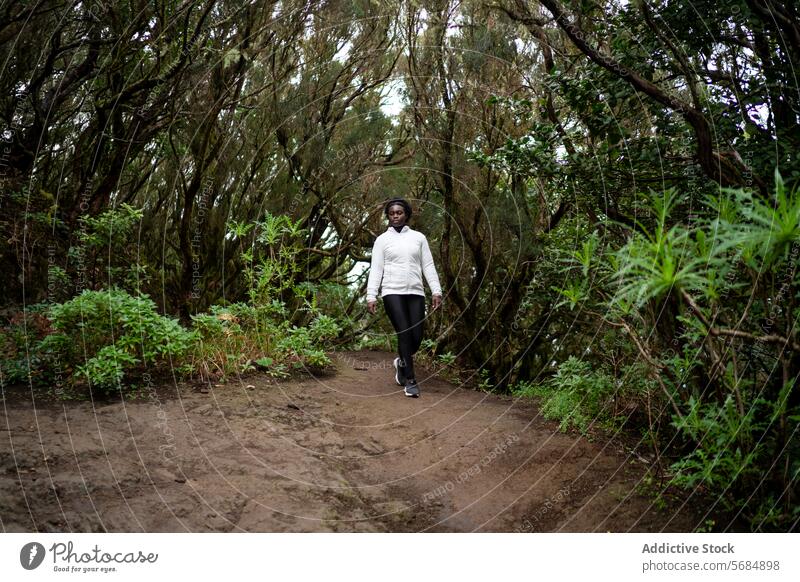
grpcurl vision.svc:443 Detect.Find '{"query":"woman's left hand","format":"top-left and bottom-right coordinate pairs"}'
top-left (432, 294), bottom-right (442, 311)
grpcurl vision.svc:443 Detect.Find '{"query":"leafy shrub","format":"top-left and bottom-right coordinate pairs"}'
top-left (308, 314), bottom-right (340, 344)
top-left (713, 169), bottom-right (800, 268)
top-left (669, 382), bottom-right (800, 526)
top-left (277, 314), bottom-right (341, 369)
top-left (69, 204), bottom-right (150, 292)
top-left (582, 170), bottom-right (800, 529)
top-left (189, 306), bottom-right (269, 380)
top-left (188, 303), bottom-right (341, 381)
top-left (669, 395), bottom-right (765, 493)
top-left (78, 345), bottom-right (139, 388)
top-left (234, 212), bottom-right (306, 307)
top-left (36, 289), bottom-right (194, 392)
top-left (609, 188), bottom-right (717, 309)
top-left (513, 356), bottom-right (616, 434)
top-left (477, 368), bottom-right (494, 391)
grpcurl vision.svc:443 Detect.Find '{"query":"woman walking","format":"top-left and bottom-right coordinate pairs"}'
top-left (366, 198), bottom-right (443, 397)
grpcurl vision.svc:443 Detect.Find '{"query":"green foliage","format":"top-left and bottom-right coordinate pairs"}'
top-left (190, 304), bottom-right (271, 380)
top-left (669, 395), bottom-right (764, 493)
top-left (277, 326), bottom-right (327, 369)
top-left (4, 285), bottom-right (346, 391)
top-left (219, 211), bottom-right (353, 373)
top-left (192, 212), bottom-right (341, 378)
top-left (420, 338), bottom-right (437, 352)
top-left (238, 212), bottom-right (307, 307)
top-left (275, 314), bottom-right (340, 369)
top-left (0, 306), bottom-right (53, 385)
top-left (36, 289), bottom-right (194, 392)
top-left (513, 357), bottom-right (616, 435)
top-left (477, 368), bottom-right (494, 391)
top-left (78, 203), bottom-right (144, 249)
top-left (553, 279), bottom-right (587, 311)
top-left (590, 173), bottom-right (800, 529)
top-left (308, 314), bottom-right (341, 344)
top-left (551, 232), bottom-right (600, 311)
top-left (70, 204), bottom-right (150, 292)
top-left (610, 188), bottom-right (718, 308)
top-left (188, 301), bottom-right (341, 381)
top-left (668, 382), bottom-right (800, 525)
top-left (78, 345), bottom-right (138, 389)
top-left (711, 169), bottom-right (800, 269)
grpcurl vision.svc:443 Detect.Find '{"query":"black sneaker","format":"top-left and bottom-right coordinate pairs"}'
top-left (393, 357), bottom-right (406, 386)
top-left (404, 380), bottom-right (420, 398)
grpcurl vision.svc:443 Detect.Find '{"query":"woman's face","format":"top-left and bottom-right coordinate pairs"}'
top-left (387, 204), bottom-right (406, 227)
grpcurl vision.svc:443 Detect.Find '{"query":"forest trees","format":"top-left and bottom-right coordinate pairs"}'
top-left (402, 0), bottom-right (568, 383)
top-left (401, 0), bottom-right (799, 528)
top-left (1, 0), bottom-right (403, 316)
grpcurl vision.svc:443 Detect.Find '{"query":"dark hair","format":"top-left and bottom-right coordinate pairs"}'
top-left (383, 197), bottom-right (413, 221)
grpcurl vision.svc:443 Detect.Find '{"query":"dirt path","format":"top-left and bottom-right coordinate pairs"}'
top-left (1, 350), bottom-right (700, 532)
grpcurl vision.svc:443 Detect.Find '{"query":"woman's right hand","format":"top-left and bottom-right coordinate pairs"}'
top-left (367, 300), bottom-right (377, 314)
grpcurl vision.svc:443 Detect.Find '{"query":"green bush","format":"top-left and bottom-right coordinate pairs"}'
top-left (513, 356), bottom-right (616, 434)
top-left (669, 395), bottom-right (764, 494)
top-left (668, 382), bottom-right (800, 525)
top-left (190, 304), bottom-right (274, 379)
top-left (186, 211), bottom-right (344, 380)
top-left (36, 289), bottom-right (194, 392)
top-left (68, 204), bottom-right (150, 293)
top-left (581, 170), bottom-right (800, 530)
top-left (188, 302), bottom-right (341, 381)
top-left (277, 314), bottom-right (341, 369)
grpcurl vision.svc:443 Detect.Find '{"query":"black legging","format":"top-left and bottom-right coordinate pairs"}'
top-left (382, 294), bottom-right (425, 380)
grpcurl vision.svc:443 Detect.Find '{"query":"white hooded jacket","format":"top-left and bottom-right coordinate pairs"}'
top-left (366, 225), bottom-right (442, 302)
